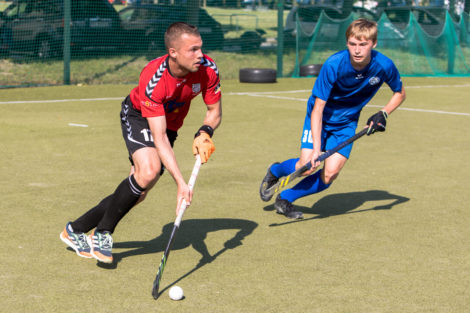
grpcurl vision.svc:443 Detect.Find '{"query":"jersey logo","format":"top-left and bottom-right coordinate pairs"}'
top-left (192, 83), bottom-right (201, 94)
top-left (145, 58), bottom-right (168, 100)
top-left (201, 57), bottom-right (219, 77)
top-left (369, 76), bottom-right (380, 85)
top-left (355, 74), bottom-right (364, 80)
top-left (164, 99), bottom-right (185, 113)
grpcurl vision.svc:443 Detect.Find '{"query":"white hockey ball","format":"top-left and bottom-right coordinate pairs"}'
top-left (169, 286), bottom-right (184, 301)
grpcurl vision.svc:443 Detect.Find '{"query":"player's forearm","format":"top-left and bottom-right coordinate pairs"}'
top-left (155, 137), bottom-right (185, 185)
top-left (148, 117), bottom-right (185, 186)
top-left (202, 100), bottom-right (222, 131)
top-left (382, 87), bottom-right (406, 115)
top-left (311, 99), bottom-right (326, 153)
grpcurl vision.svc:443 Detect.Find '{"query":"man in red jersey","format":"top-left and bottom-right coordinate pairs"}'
top-left (60, 22), bottom-right (222, 264)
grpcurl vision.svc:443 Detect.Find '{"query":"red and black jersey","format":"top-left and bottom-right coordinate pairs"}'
top-left (129, 54), bottom-right (221, 131)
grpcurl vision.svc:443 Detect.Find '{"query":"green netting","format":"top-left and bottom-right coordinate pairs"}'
top-left (292, 10), bottom-right (355, 76)
top-left (293, 9), bottom-right (470, 77)
top-left (2, 1), bottom-right (470, 87)
top-left (0, 0), bottom-right (270, 87)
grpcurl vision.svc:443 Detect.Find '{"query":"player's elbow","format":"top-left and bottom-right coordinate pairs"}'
top-left (399, 87), bottom-right (406, 101)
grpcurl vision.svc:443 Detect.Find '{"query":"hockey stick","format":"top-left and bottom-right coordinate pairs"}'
top-left (260, 128), bottom-right (368, 201)
top-left (152, 155), bottom-right (202, 300)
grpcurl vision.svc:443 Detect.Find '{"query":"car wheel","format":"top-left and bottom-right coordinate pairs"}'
top-left (240, 31), bottom-right (262, 53)
top-left (299, 64), bottom-right (322, 77)
top-left (239, 68), bottom-right (277, 83)
top-left (37, 38), bottom-right (52, 59)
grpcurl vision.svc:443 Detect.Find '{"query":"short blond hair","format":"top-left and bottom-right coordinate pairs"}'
top-left (164, 22), bottom-right (200, 50)
top-left (345, 18), bottom-right (378, 43)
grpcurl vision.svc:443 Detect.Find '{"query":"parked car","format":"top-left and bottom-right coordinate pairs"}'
top-left (118, 4), bottom-right (224, 51)
top-left (0, 0), bottom-right (122, 58)
top-left (241, 0), bottom-right (287, 9)
top-left (379, 6), bottom-right (444, 36)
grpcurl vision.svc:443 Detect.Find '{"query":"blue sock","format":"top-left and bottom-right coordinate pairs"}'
top-left (270, 158), bottom-right (299, 178)
top-left (280, 170), bottom-right (330, 203)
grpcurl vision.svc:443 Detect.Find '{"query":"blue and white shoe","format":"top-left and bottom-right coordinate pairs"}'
top-left (60, 222), bottom-right (92, 258)
top-left (88, 230), bottom-right (113, 264)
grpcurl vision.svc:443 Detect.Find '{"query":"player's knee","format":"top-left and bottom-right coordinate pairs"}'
top-left (135, 165), bottom-right (161, 188)
top-left (295, 159), bottom-right (304, 171)
top-left (136, 191), bottom-right (149, 205)
top-left (297, 153), bottom-right (312, 170)
top-left (322, 170), bottom-right (339, 184)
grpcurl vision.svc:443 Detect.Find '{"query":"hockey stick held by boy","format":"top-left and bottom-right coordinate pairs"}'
top-left (259, 18), bottom-right (406, 220)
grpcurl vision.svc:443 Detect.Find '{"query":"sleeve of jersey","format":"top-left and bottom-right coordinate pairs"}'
top-left (202, 61), bottom-right (221, 105)
top-left (312, 59), bottom-right (336, 102)
top-left (384, 59), bottom-right (403, 93)
top-left (139, 63), bottom-right (166, 118)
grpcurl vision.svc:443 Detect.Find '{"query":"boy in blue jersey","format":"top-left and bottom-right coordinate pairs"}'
top-left (260, 18), bottom-right (406, 219)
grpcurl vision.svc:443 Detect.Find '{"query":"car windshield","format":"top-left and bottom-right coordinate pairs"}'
top-left (73, 0), bottom-right (114, 19)
top-left (3, 2), bottom-right (26, 18)
top-left (119, 8), bottom-right (135, 22)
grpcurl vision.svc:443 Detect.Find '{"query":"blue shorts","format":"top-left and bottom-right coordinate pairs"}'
top-left (300, 114), bottom-right (358, 159)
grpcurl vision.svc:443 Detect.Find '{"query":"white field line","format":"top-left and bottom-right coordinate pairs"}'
top-left (68, 123), bottom-right (89, 127)
top-left (2, 84), bottom-right (469, 116)
top-left (405, 84), bottom-right (470, 88)
top-left (226, 83), bottom-right (470, 96)
top-left (0, 97), bottom-right (122, 104)
top-left (227, 89), bottom-right (470, 117)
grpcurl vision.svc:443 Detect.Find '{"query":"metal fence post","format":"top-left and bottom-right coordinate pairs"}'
top-left (276, 0), bottom-right (284, 78)
top-left (63, 0), bottom-right (71, 85)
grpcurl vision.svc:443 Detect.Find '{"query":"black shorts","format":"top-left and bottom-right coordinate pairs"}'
top-left (120, 95), bottom-right (178, 171)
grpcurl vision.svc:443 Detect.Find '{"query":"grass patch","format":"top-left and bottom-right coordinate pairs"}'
top-left (0, 49), bottom-right (297, 86)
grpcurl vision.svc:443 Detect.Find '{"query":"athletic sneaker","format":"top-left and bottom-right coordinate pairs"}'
top-left (274, 195), bottom-right (304, 219)
top-left (88, 230), bottom-right (113, 264)
top-left (259, 162), bottom-right (280, 202)
top-left (60, 222), bottom-right (92, 258)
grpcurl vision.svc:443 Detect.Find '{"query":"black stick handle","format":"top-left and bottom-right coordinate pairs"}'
top-left (301, 128), bottom-right (368, 174)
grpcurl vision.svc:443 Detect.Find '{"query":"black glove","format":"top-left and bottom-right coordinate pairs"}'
top-left (366, 110), bottom-right (388, 135)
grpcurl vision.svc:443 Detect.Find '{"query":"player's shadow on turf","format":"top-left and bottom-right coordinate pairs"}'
top-left (265, 190), bottom-right (409, 227)
top-left (98, 218), bottom-right (257, 269)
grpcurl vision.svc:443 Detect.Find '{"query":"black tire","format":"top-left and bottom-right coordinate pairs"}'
top-left (299, 64), bottom-right (322, 77)
top-left (239, 68), bottom-right (277, 83)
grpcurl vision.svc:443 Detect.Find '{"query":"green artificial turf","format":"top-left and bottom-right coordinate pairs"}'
top-left (0, 77), bottom-right (469, 312)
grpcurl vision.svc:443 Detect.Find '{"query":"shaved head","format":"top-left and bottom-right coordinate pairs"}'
top-left (164, 22), bottom-right (201, 51)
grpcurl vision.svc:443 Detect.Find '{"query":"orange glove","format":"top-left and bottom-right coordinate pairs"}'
top-left (192, 132), bottom-right (215, 163)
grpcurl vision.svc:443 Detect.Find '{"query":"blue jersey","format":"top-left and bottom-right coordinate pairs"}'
top-left (308, 49), bottom-right (402, 125)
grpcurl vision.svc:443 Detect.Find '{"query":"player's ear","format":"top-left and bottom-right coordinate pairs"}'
top-left (168, 47), bottom-right (177, 58)
top-left (372, 40), bottom-right (377, 49)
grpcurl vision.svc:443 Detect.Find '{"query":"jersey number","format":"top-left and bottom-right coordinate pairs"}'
top-left (141, 129), bottom-right (154, 142)
top-left (302, 130), bottom-right (313, 144)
